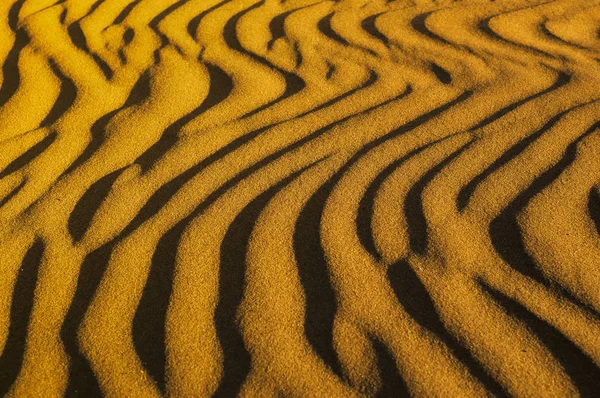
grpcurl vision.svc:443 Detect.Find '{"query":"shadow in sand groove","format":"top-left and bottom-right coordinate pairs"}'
top-left (404, 141), bottom-right (472, 255)
top-left (60, 246), bottom-right (111, 397)
top-left (63, 70), bottom-right (151, 176)
top-left (0, 132), bottom-right (57, 179)
top-left (388, 260), bottom-right (507, 396)
top-left (480, 280), bottom-right (600, 396)
top-left (0, 179), bottom-right (26, 209)
top-left (318, 13), bottom-right (350, 46)
top-left (588, 187), bottom-right (600, 237)
top-left (222, 0), bottom-right (306, 119)
top-left (458, 96), bottom-right (580, 211)
top-left (129, 110), bottom-right (331, 391)
top-left (131, 224), bottom-right (180, 393)
top-left (214, 165), bottom-right (320, 397)
top-left (68, 169), bottom-right (123, 243)
top-left (135, 63), bottom-right (234, 173)
top-left (356, 136), bottom-right (453, 261)
top-left (0, 240), bottom-right (44, 396)
top-left (468, 72), bottom-right (570, 134)
top-left (6, 1), bottom-right (600, 395)
top-left (40, 60), bottom-right (78, 127)
top-left (489, 122), bottom-right (600, 319)
top-left (0, 29), bottom-right (29, 108)
top-left (410, 11), bottom-right (451, 46)
top-left (294, 177), bottom-right (344, 378)
top-left (371, 338), bottom-right (410, 398)
top-left (67, 21), bottom-right (113, 80)
top-left (361, 13), bottom-right (390, 47)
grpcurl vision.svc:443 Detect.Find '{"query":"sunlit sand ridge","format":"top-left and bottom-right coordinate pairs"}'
top-left (1, 0), bottom-right (600, 396)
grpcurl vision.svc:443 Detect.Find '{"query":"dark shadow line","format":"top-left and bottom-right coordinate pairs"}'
top-left (112, 0), bottom-right (142, 25)
top-left (361, 13), bottom-right (390, 47)
top-left (39, 59), bottom-right (78, 127)
top-left (60, 245), bottom-right (111, 397)
top-left (127, 78), bottom-right (410, 390)
top-left (388, 260), bottom-right (507, 395)
top-left (293, 174), bottom-right (345, 378)
top-left (0, 132), bottom-right (57, 180)
top-left (388, 8), bottom-right (481, 58)
top-left (404, 141), bottom-right (472, 255)
top-left (430, 62), bottom-right (452, 85)
top-left (0, 178), bottom-right (26, 209)
top-left (8, 0), bottom-right (26, 32)
top-left (359, 90), bottom-right (470, 157)
top-left (468, 71), bottom-right (570, 133)
top-left (0, 239), bottom-right (44, 396)
top-left (317, 13), bottom-right (349, 46)
top-left (213, 159), bottom-right (323, 397)
top-left (538, 20), bottom-right (589, 52)
top-left (131, 223), bottom-right (180, 393)
top-left (477, 13), bottom-right (556, 60)
top-left (59, 5), bottom-right (68, 24)
top-left (220, 0), bottom-right (305, 119)
top-left (135, 63), bottom-right (234, 173)
top-left (62, 111), bottom-right (117, 178)
top-left (148, 0), bottom-right (190, 57)
top-left (91, 53), bottom-right (113, 80)
top-left (317, 11), bottom-right (378, 56)
top-left (0, 29), bottom-right (29, 109)
top-left (479, 280), bottom-right (600, 396)
top-left (238, 76), bottom-right (303, 122)
top-left (123, 27), bottom-right (134, 45)
top-left (67, 22), bottom-right (113, 80)
top-left (371, 338), bottom-right (411, 397)
top-left (187, 0), bottom-right (231, 40)
top-left (458, 98), bottom-right (584, 211)
top-left (266, 5), bottom-right (319, 61)
top-left (63, 69), bottom-right (151, 176)
top-left (489, 121), bottom-right (600, 320)
top-left (587, 186), bottom-right (600, 238)
top-left (292, 40), bottom-right (302, 68)
top-left (267, 9), bottom-right (294, 50)
top-left (85, 0), bottom-right (105, 18)
top-left (357, 136), bottom-right (455, 261)
top-left (325, 62), bottom-right (335, 80)
top-left (304, 69), bottom-right (377, 116)
top-left (118, 48), bottom-right (127, 66)
top-left (410, 11), bottom-right (451, 46)
top-left (68, 169), bottom-right (123, 243)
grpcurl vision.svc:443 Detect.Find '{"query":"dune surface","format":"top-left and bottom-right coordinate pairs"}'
top-left (1, 0), bottom-right (600, 396)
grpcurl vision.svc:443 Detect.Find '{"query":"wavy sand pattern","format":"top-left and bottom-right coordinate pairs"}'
top-left (1, 0), bottom-right (600, 396)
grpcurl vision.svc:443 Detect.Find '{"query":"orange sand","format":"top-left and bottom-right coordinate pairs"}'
top-left (1, 0), bottom-right (600, 396)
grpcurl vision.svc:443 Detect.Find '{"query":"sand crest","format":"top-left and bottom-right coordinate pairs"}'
top-left (1, 0), bottom-right (600, 396)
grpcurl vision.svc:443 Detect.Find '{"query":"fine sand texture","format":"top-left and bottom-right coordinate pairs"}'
top-left (1, 0), bottom-right (600, 396)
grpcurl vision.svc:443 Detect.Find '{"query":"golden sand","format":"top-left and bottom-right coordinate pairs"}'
top-left (1, 0), bottom-right (600, 396)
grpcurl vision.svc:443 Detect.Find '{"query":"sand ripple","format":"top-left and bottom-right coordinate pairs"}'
top-left (1, 0), bottom-right (600, 396)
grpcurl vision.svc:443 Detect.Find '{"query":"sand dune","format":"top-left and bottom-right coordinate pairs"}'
top-left (1, 0), bottom-right (600, 396)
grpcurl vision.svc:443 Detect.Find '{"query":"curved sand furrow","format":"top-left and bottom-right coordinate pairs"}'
top-left (1, 0), bottom-right (600, 396)
top-left (70, 76), bottom-right (410, 394)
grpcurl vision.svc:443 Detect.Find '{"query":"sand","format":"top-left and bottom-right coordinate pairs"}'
top-left (0, 0), bottom-right (600, 396)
